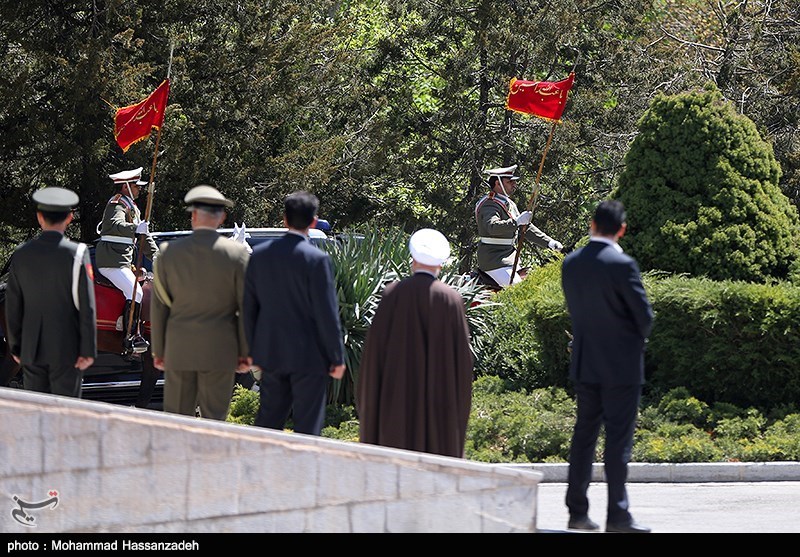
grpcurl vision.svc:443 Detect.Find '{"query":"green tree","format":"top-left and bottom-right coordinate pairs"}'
top-left (615, 84), bottom-right (800, 282)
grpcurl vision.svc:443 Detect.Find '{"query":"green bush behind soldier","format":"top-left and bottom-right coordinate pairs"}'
top-left (150, 185), bottom-right (251, 421)
top-left (4, 187), bottom-right (97, 398)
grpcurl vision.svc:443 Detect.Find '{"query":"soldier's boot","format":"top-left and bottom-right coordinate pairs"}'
top-left (127, 301), bottom-right (150, 354)
top-left (121, 299), bottom-right (134, 356)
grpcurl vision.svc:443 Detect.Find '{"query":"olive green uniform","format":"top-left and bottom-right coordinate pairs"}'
top-left (150, 229), bottom-right (250, 420)
top-left (474, 191), bottom-right (554, 271)
top-left (95, 193), bottom-right (158, 269)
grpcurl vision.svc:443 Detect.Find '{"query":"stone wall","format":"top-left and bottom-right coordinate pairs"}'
top-left (0, 388), bottom-right (542, 533)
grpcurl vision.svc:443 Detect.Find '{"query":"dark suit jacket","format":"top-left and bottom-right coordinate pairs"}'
top-left (243, 232), bottom-right (344, 373)
top-left (561, 239), bottom-right (653, 385)
top-left (5, 230), bottom-right (97, 366)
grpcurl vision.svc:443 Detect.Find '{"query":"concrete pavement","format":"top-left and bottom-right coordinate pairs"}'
top-left (502, 463), bottom-right (800, 533)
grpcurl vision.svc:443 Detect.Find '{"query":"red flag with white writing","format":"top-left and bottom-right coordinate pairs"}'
top-left (506, 73), bottom-right (574, 122)
top-left (114, 79), bottom-right (170, 153)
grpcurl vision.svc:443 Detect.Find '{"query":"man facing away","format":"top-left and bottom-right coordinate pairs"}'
top-left (5, 187), bottom-right (96, 398)
top-left (243, 190), bottom-right (345, 436)
top-left (150, 185), bottom-right (251, 421)
top-left (357, 228), bottom-right (474, 458)
top-left (561, 199), bottom-right (654, 533)
top-left (475, 164), bottom-right (563, 288)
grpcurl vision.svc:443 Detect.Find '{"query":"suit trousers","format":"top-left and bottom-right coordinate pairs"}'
top-left (163, 369), bottom-right (236, 421)
top-left (566, 382), bottom-right (641, 524)
top-left (23, 363), bottom-right (82, 398)
top-left (256, 368), bottom-right (329, 435)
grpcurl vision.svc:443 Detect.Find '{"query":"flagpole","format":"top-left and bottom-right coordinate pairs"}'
top-left (125, 42), bottom-right (173, 344)
top-left (509, 119), bottom-right (558, 284)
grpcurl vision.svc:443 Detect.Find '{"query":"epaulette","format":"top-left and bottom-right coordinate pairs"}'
top-left (475, 191), bottom-right (514, 223)
top-left (108, 194), bottom-right (136, 212)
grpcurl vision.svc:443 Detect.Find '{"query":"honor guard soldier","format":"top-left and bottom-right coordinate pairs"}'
top-left (474, 164), bottom-right (563, 288)
top-left (5, 187), bottom-right (97, 397)
top-left (95, 167), bottom-right (159, 355)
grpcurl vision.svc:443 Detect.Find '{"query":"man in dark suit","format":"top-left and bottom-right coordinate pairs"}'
top-left (561, 199), bottom-right (654, 534)
top-left (243, 191), bottom-right (345, 436)
top-left (5, 187), bottom-right (97, 397)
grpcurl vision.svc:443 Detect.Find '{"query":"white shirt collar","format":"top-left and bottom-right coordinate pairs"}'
top-left (590, 235), bottom-right (623, 253)
top-left (287, 229), bottom-right (308, 240)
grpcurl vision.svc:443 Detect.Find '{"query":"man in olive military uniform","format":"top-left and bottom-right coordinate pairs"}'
top-left (5, 187), bottom-right (97, 397)
top-left (474, 164), bottom-right (563, 288)
top-left (150, 185), bottom-right (251, 421)
top-left (95, 167), bottom-right (159, 355)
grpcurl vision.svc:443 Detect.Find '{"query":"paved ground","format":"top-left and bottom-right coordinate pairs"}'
top-left (533, 473), bottom-right (800, 533)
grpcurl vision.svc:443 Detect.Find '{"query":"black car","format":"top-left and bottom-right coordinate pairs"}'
top-left (1, 226), bottom-right (333, 408)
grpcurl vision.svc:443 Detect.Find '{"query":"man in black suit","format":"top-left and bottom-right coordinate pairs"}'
top-left (561, 200), bottom-right (654, 534)
top-left (5, 187), bottom-right (97, 397)
top-left (243, 191), bottom-right (345, 435)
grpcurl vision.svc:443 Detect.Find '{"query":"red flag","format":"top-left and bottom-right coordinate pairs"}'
top-left (114, 79), bottom-right (170, 153)
top-left (506, 72), bottom-right (574, 122)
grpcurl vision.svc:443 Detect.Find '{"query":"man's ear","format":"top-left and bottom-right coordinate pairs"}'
top-left (311, 216), bottom-right (319, 229)
top-left (65, 212), bottom-right (74, 225)
top-left (617, 222), bottom-right (627, 240)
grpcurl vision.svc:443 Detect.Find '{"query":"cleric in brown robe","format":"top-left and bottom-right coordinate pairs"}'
top-left (356, 228), bottom-right (474, 458)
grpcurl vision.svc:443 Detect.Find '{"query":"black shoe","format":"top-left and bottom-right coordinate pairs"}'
top-left (567, 516), bottom-right (599, 531)
top-left (606, 520), bottom-right (651, 533)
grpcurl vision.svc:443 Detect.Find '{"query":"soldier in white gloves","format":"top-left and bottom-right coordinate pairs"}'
top-left (96, 167), bottom-right (160, 354)
top-left (474, 164), bottom-right (563, 288)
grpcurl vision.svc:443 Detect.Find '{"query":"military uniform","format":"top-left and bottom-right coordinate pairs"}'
top-left (5, 187), bottom-right (97, 397)
top-left (475, 164), bottom-right (561, 287)
top-left (150, 185), bottom-right (250, 420)
top-left (96, 167), bottom-right (158, 354)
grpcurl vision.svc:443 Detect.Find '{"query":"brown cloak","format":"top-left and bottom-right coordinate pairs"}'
top-left (356, 272), bottom-right (474, 458)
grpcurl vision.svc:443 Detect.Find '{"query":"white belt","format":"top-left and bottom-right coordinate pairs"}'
top-left (100, 235), bottom-right (134, 245)
top-left (480, 237), bottom-right (515, 246)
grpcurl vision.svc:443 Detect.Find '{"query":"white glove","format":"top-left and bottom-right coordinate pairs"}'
top-left (135, 221), bottom-right (150, 235)
top-left (516, 211), bottom-right (532, 226)
top-left (548, 239), bottom-right (563, 251)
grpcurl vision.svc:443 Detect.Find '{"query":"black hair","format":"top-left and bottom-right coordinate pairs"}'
top-left (39, 210), bottom-right (71, 225)
top-left (284, 190), bottom-right (319, 229)
top-left (193, 202), bottom-right (225, 215)
top-left (593, 200), bottom-right (626, 236)
top-left (488, 176), bottom-right (499, 188)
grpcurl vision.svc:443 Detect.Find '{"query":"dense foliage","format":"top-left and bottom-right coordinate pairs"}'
top-left (229, 378), bottom-right (800, 463)
top-left (473, 259), bottom-right (800, 410)
top-left (2, 1), bottom-right (797, 275)
top-left (615, 85), bottom-right (800, 282)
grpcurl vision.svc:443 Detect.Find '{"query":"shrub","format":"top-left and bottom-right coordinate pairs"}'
top-left (633, 423), bottom-right (724, 463)
top-left (227, 384), bottom-right (260, 426)
top-left (473, 261), bottom-right (571, 392)
top-left (614, 83), bottom-right (800, 283)
top-left (464, 376), bottom-right (576, 463)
